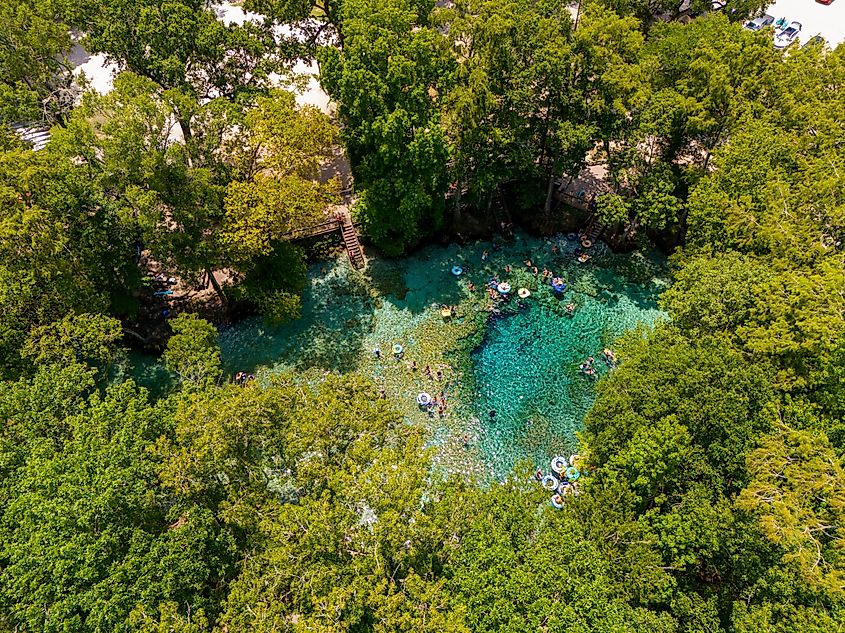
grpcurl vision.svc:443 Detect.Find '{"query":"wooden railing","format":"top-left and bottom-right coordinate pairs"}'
top-left (281, 216), bottom-right (366, 269)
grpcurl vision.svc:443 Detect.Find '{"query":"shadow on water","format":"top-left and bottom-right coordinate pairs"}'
top-left (115, 352), bottom-right (176, 401)
top-left (218, 261), bottom-right (377, 375)
top-left (365, 244), bottom-right (467, 314)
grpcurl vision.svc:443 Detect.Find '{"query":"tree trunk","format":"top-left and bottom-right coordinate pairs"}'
top-left (206, 267), bottom-right (227, 305)
top-left (453, 182), bottom-right (462, 225)
top-left (122, 327), bottom-right (149, 345)
top-left (544, 174), bottom-right (556, 215)
top-left (177, 115), bottom-right (194, 169)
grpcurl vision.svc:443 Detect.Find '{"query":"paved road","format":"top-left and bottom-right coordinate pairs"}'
top-left (764, 0), bottom-right (844, 46)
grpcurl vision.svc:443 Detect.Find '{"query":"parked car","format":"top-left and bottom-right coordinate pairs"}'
top-left (774, 21), bottom-right (801, 48)
top-left (745, 14), bottom-right (774, 30)
top-left (803, 35), bottom-right (825, 48)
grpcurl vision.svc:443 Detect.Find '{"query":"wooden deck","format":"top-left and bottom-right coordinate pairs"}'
top-left (282, 216), bottom-right (366, 269)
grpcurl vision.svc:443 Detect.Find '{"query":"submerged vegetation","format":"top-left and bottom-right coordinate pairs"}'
top-left (1, 0), bottom-right (844, 631)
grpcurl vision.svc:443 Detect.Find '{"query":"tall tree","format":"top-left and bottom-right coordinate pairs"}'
top-left (738, 423), bottom-right (845, 598)
top-left (444, 0), bottom-right (593, 215)
top-left (162, 314), bottom-right (222, 390)
top-left (70, 0), bottom-right (286, 139)
top-left (0, 0), bottom-right (79, 125)
top-left (319, 0), bottom-right (450, 255)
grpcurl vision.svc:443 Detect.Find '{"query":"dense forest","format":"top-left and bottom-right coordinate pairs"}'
top-left (1, 0), bottom-right (844, 631)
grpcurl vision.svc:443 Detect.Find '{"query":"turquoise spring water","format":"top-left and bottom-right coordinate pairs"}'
top-left (133, 231), bottom-right (668, 478)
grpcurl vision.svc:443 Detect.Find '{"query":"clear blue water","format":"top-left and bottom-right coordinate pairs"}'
top-left (132, 232), bottom-right (668, 478)
top-left (470, 258), bottom-right (666, 476)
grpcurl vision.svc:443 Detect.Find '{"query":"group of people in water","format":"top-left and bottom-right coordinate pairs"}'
top-left (422, 391), bottom-right (450, 419)
top-left (233, 371), bottom-right (255, 385)
top-left (579, 348), bottom-right (618, 376)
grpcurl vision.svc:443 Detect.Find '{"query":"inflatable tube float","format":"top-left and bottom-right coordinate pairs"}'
top-left (496, 282), bottom-right (511, 294)
top-left (518, 288), bottom-right (531, 299)
top-left (551, 455), bottom-right (568, 474)
top-left (541, 474), bottom-right (559, 490)
top-left (565, 466), bottom-right (581, 481)
top-left (416, 392), bottom-right (432, 406)
top-left (551, 494), bottom-right (565, 509)
top-left (550, 277), bottom-right (566, 292)
top-left (451, 265), bottom-right (463, 276)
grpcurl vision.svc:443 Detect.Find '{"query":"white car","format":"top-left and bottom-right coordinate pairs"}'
top-left (774, 21), bottom-right (802, 48)
top-left (745, 14), bottom-right (774, 31)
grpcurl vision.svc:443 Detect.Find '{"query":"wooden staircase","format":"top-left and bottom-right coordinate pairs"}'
top-left (582, 215), bottom-right (604, 243)
top-left (340, 215), bottom-right (365, 269)
top-left (490, 187), bottom-right (513, 237)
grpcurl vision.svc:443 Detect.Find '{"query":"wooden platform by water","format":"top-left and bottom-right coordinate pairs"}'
top-left (283, 215), bottom-right (365, 269)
